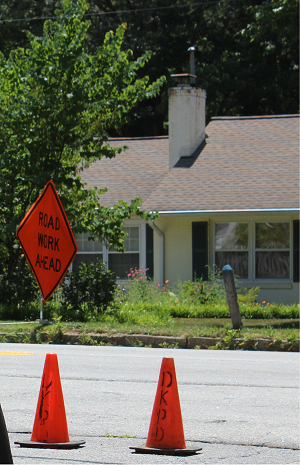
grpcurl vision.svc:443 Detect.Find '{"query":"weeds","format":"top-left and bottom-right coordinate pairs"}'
top-left (36, 318), bottom-right (65, 344)
top-left (211, 329), bottom-right (241, 350)
top-left (159, 342), bottom-right (180, 349)
top-left (130, 338), bottom-right (144, 347)
top-left (115, 269), bottom-right (298, 322)
top-left (76, 333), bottom-right (99, 346)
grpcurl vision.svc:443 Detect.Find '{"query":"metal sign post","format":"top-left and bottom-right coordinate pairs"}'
top-left (40, 294), bottom-right (44, 323)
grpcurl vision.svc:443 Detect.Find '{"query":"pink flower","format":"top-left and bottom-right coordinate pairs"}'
top-left (127, 273), bottom-right (131, 277)
top-left (156, 283), bottom-right (160, 287)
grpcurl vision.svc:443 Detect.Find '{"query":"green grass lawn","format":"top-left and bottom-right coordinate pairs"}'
top-left (0, 317), bottom-right (298, 346)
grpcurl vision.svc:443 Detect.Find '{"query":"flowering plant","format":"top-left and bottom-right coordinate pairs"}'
top-left (127, 268), bottom-right (149, 281)
top-left (122, 267), bottom-right (150, 301)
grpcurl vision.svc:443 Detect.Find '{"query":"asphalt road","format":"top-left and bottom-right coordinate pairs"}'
top-left (0, 343), bottom-right (299, 464)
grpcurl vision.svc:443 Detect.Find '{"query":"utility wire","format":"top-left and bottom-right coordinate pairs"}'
top-left (0, 0), bottom-right (244, 24)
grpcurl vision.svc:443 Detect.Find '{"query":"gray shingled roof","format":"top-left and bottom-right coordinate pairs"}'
top-left (80, 115), bottom-right (300, 212)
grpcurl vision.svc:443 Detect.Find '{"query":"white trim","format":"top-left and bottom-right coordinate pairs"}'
top-left (123, 219), bottom-right (146, 270)
top-left (148, 220), bottom-right (164, 284)
top-left (237, 283), bottom-right (293, 289)
top-left (139, 223), bottom-right (146, 270)
top-left (155, 209), bottom-right (299, 215)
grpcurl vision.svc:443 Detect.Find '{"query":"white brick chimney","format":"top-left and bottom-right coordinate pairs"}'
top-left (168, 74), bottom-right (206, 170)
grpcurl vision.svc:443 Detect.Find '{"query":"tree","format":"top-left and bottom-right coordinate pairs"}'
top-left (0, 1), bottom-right (61, 58)
top-left (86, 0), bottom-right (201, 136)
top-left (0, 0), bottom-right (298, 135)
top-left (241, 0), bottom-right (299, 115)
top-left (74, 0), bottom-right (299, 130)
top-left (0, 0), bottom-right (164, 305)
top-left (195, 0), bottom-right (299, 119)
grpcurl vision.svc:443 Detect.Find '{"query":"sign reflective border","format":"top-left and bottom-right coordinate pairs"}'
top-left (16, 180), bottom-right (78, 302)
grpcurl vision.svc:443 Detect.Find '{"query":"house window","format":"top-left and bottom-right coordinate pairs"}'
top-left (73, 233), bottom-right (103, 269)
top-left (73, 223), bottom-right (146, 279)
top-left (215, 223), bottom-right (248, 278)
top-left (108, 226), bottom-right (140, 279)
top-left (213, 220), bottom-right (292, 282)
top-left (255, 222), bottom-right (290, 279)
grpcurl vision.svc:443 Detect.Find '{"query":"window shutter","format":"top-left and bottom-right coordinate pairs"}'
top-left (293, 220), bottom-right (299, 282)
top-left (192, 222), bottom-right (208, 281)
top-left (146, 224), bottom-right (154, 279)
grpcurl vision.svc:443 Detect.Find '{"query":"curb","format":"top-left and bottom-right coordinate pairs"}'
top-left (59, 332), bottom-right (299, 351)
top-left (1, 331), bottom-right (299, 351)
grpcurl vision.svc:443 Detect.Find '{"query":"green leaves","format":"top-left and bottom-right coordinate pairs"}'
top-left (60, 260), bottom-right (117, 321)
top-left (0, 0), bottom-right (164, 304)
top-left (196, 0), bottom-right (299, 119)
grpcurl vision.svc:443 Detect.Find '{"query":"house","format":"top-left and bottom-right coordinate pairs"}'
top-left (77, 76), bottom-right (300, 305)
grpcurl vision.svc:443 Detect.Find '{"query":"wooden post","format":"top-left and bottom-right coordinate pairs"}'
top-left (222, 265), bottom-right (243, 330)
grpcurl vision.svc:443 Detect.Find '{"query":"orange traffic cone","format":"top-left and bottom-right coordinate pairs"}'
top-left (15, 353), bottom-right (85, 449)
top-left (130, 357), bottom-right (201, 456)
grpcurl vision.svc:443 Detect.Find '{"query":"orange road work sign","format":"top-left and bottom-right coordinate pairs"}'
top-left (16, 180), bottom-right (78, 302)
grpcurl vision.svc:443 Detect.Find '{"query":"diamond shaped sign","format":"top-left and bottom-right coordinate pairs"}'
top-left (16, 180), bottom-right (78, 302)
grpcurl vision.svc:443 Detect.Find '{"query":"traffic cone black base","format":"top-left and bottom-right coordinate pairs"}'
top-left (129, 445), bottom-right (202, 456)
top-left (0, 404), bottom-right (13, 464)
top-left (15, 439), bottom-right (85, 449)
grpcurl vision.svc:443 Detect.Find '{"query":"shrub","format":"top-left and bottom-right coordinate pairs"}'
top-left (59, 261), bottom-right (116, 321)
top-left (169, 303), bottom-right (230, 319)
top-left (0, 301), bottom-right (39, 321)
top-left (237, 287), bottom-right (260, 305)
top-left (0, 264), bottom-right (39, 309)
top-left (120, 266), bottom-right (227, 308)
top-left (175, 278), bottom-right (223, 305)
top-left (240, 303), bottom-right (299, 319)
top-left (117, 269), bottom-right (298, 320)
